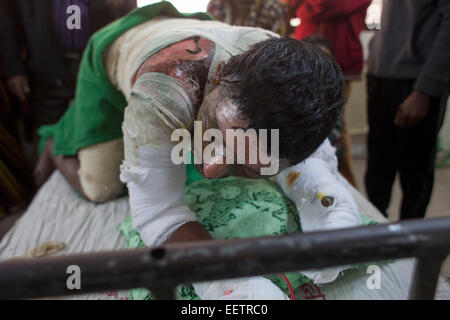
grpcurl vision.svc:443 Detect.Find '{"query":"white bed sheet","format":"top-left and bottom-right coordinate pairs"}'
top-left (0, 171), bottom-right (449, 300)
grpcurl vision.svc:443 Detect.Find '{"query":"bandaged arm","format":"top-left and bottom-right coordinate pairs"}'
top-left (120, 73), bottom-right (199, 247)
top-left (276, 139), bottom-right (361, 231)
top-left (275, 139), bottom-right (361, 284)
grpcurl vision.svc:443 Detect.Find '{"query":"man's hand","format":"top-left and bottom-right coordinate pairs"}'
top-left (5, 75), bottom-right (30, 102)
top-left (394, 90), bottom-right (431, 128)
top-left (164, 221), bottom-right (213, 245)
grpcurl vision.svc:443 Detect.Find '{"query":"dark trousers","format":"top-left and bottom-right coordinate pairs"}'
top-left (30, 55), bottom-right (81, 128)
top-left (365, 75), bottom-right (448, 220)
top-left (26, 55), bottom-right (80, 166)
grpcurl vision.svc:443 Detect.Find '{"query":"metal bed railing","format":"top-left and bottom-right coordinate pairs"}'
top-left (0, 217), bottom-right (449, 300)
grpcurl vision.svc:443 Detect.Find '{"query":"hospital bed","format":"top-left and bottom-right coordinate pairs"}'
top-left (0, 171), bottom-right (449, 300)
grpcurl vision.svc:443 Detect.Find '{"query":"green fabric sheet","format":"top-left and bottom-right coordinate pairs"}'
top-left (38, 2), bottom-right (213, 155)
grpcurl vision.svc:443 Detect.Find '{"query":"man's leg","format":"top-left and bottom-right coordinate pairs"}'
top-left (77, 139), bottom-right (125, 202)
top-left (35, 138), bottom-right (126, 203)
top-left (338, 81), bottom-right (358, 187)
top-left (29, 76), bottom-right (74, 170)
top-left (34, 139), bottom-right (85, 197)
top-left (365, 75), bottom-right (398, 216)
top-left (339, 125), bottom-right (358, 187)
top-left (397, 92), bottom-right (446, 219)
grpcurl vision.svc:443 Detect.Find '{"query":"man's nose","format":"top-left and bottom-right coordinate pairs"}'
top-left (202, 156), bottom-right (229, 179)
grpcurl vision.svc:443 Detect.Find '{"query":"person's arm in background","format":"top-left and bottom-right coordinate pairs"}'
top-left (0, 0), bottom-right (29, 102)
top-left (395, 0), bottom-right (450, 127)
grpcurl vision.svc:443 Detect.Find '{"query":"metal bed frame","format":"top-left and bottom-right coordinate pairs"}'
top-left (0, 216), bottom-right (449, 300)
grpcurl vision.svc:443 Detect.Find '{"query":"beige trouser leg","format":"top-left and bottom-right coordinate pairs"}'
top-left (338, 81), bottom-right (357, 188)
top-left (78, 138), bottom-right (125, 203)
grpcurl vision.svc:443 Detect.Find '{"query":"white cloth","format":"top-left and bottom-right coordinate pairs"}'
top-left (277, 139), bottom-right (362, 232)
top-left (0, 171), bottom-right (130, 300)
top-left (193, 277), bottom-right (289, 300)
top-left (276, 139), bottom-right (362, 284)
top-left (295, 258), bottom-right (450, 300)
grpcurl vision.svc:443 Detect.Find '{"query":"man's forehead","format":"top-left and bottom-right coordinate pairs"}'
top-left (215, 97), bottom-right (248, 129)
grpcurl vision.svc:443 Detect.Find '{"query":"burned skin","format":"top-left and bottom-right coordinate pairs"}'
top-left (132, 36), bottom-right (216, 108)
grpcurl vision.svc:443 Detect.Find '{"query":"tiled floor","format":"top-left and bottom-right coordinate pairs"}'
top-left (350, 134), bottom-right (450, 278)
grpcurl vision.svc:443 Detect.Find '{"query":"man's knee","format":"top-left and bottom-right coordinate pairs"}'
top-left (78, 139), bottom-right (125, 203)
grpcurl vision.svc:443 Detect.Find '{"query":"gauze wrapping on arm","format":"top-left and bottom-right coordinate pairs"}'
top-left (276, 139), bottom-right (362, 284)
top-left (120, 73), bottom-right (198, 247)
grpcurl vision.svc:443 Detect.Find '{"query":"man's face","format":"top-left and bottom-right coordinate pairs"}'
top-left (194, 86), bottom-right (289, 179)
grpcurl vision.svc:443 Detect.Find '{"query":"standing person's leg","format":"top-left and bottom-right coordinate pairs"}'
top-left (30, 76), bottom-right (74, 168)
top-left (365, 75), bottom-right (398, 216)
top-left (397, 90), bottom-right (447, 219)
top-left (338, 81), bottom-right (358, 188)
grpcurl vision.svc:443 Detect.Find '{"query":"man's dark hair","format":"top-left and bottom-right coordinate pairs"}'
top-left (219, 37), bottom-right (345, 165)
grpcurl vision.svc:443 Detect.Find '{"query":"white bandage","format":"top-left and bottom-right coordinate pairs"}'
top-left (120, 154), bottom-right (197, 247)
top-left (192, 277), bottom-right (289, 300)
top-left (121, 73), bottom-right (198, 247)
top-left (276, 139), bottom-right (362, 283)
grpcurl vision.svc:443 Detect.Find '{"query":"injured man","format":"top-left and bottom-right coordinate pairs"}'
top-left (34, 3), bottom-right (362, 299)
